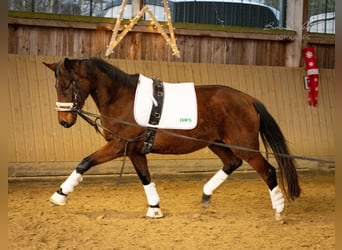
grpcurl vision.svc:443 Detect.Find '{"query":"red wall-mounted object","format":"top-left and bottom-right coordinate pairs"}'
top-left (303, 47), bottom-right (319, 107)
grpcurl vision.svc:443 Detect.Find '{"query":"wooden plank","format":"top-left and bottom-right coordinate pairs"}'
top-left (198, 63), bottom-right (210, 84)
top-left (25, 55), bottom-right (45, 160)
top-left (8, 17), bottom-right (100, 30)
top-left (182, 36), bottom-right (195, 62)
top-left (20, 26), bottom-right (31, 55)
top-left (316, 69), bottom-right (335, 155)
top-left (16, 55), bottom-right (36, 161)
top-left (174, 62), bottom-right (186, 82)
top-left (95, 29), bottom-right (110, 57)
top-left (149, 60), bottom-right (162, 80)
top-left (225, 40), bottom-right (239, 65)
top-left (212, 63), bottom-right (226, 85)
top-left (126, 32), bottom-right (142, 60)
top-left (213, 38), bottom-right (226, 65)
top-left (295, 68), bottom-right (314, 155)
top-left (205, 63), bottom-right (218, 84)
top-left (220, 63), bottom-right (234, 87)
top-left (282, 67), bottom-right (303, 153)
top-left (131, 59), bottom-right (145, 75)
top-left (37, 55), bottom-right (60, 161)
top-left (181, 62), bottom-right (194, 82)
top-left (255, 42), bottom-right (267, 65)
top-left (8, 55), bottom-right (21, 162)
top-left (166, 62), bottom-right (178, 82)
top-left (158, 61), bottom-right (171, 81)
top-left (190, 63), bottom-right (202, 85)
top-left (141, 59), bottom-right (154, 78)
top-left (38, 27), bottom-right (53, 56)
top-left (53, 29), bottom-right (63, 56)
top-left (8, 26), bottom-right (18, 53)
top-left (112, 59), bottom-right (129, 72)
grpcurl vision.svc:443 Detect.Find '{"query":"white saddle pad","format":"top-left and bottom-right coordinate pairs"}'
top-left (134, 74), bottom-right (198, 130)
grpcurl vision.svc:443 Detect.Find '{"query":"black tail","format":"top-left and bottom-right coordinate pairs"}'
top-left (253, 101), bottom-right (301, 200)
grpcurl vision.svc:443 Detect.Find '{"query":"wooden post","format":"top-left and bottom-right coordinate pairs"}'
top-left (131, 0), bottom-right (139, 18)
top-left (132, 0), bottom-right (145, 18)
top-left (285, 0), bottom-right (305, 67)
top-left (301, 0), bottom-right (309, 61)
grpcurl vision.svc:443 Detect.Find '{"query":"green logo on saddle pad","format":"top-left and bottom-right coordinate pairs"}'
top-left (180, 118), bottom-right (192, 123)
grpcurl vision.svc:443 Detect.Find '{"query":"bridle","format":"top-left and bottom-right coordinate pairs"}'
top-left (54, 72), bottom-right (107, 137)
top-left (54, 60), bottom-right (80, 112)
top-left (54, 81), bottom-right (79, 112)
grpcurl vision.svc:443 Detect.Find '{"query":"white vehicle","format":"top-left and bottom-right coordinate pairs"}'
top-left (307, 12), bottom-right (335, 34)
top-left (170, 0), bottom-right (280, 27)
top-left (104, 0), bottom-right (167, 21)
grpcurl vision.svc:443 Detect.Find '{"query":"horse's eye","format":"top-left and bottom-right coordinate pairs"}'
top-left (62, 83), bottom-right (70, 90)
top-left (56, 80), bottom-right (71, 91)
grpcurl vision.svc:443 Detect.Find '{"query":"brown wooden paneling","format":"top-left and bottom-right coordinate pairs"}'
top-left (4, 17), bottom-right (298, 67)
top-left (8, 54), bottom-right (334, 177)
top-left (8, 12), bottom-right (335, 68)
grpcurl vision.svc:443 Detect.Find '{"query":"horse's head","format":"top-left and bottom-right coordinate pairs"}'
top-left (43, 58), bottom-right (91, 128)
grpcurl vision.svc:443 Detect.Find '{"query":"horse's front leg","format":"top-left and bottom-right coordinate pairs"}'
top-left (129, 153), bottom-right (163, 219)
top-left (49, 140), bottom-right (121, 206)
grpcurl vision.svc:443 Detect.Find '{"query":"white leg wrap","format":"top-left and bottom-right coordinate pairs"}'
top-left (143, 182), bottom-right (160, 206)
top-left (269, 185), bottom-right (285, 213)
top-left (60, 170), bottom-right (83, 194)
top-left (203, 169), bottom-right (229, 196)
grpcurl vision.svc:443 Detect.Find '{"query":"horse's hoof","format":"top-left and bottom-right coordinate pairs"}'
top-left (202, 200), bottom-right (211, 209)
top-left (275, 212), bottom-right (286, 224)
top-left (146, 206), bottom-right (163, 218)
top-left (49, 191), bottom-right (68, 206)
top-left (202, 193), bottom-right (211, 208)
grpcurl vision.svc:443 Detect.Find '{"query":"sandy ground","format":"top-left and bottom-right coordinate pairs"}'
top-left (8, 171), bottom-right (335, 250)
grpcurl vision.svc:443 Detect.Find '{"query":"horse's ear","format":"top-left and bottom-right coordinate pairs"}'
top-left (43, 62), bottom-right (57, 71)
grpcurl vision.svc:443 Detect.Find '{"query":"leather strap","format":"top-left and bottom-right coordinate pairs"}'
top-left (141, 78), bottom-right (164, 154)
top-left (148, 78), bottom-right (164, 125)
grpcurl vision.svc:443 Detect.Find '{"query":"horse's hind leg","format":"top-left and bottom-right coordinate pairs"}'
top-left (129, 153), bottom-right (163, 219)
top-left (242, 152), bottom-right (285, 222)
top-left (202, 144), bottom-right (242, 208)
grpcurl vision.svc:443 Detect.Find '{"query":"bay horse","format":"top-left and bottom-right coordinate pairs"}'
top-left (43, 57), bottom-right (300, 222)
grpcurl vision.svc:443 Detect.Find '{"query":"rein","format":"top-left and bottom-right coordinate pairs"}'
top-left (72, 107), bottom-right (145, 183)
top-left (72, 108), bottom-right (334, 165)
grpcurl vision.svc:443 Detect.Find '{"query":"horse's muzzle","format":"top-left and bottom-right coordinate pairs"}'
top-left (58, 111), bottom-right (77, 128)
top-left (60, 120), bottom-right (73, 128)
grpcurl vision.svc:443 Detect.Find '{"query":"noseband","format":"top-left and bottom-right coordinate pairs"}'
top-left (55, 101), bottom-right (75, 111)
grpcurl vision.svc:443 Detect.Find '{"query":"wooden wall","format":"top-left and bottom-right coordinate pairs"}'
top-left (8, 13), bottom-right (335, 68)
top-left (8, 54), bottom-right (335, 177)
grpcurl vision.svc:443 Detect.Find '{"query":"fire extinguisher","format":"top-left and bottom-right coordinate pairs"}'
top-left (303, 47), bottom-right (319, 107)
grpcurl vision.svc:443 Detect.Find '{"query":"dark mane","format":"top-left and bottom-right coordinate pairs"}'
top-left (87, 57), bottom-right (138, 87)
